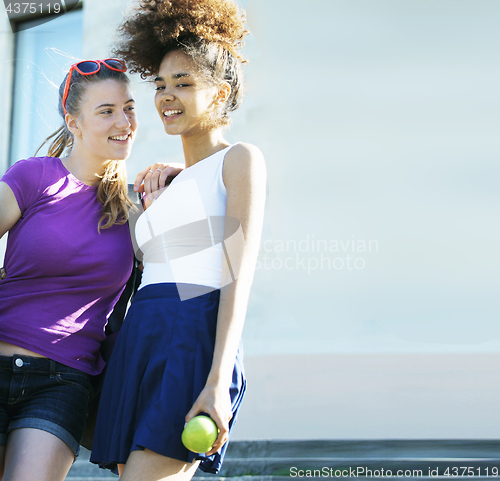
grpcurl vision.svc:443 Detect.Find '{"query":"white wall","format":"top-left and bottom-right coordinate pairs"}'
top-left (0, 3), bottom-right (14, 264)
top-left (1, 0), bottom-right (499, 440)
top-left (0, 5), bottom-right (14, 181)
top-left (231, 0), bottom-right (500, 440)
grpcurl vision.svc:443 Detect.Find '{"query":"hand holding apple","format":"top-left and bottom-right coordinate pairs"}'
top-left (181, 415), bottom-right (219, 453)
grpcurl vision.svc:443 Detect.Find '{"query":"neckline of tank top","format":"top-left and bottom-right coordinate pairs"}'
top-left (170, 144), bottom-right (234, 185)
top-left (141, 144), bottom-right (235, 207)
top-left (56, 157), bottom-right (98, 191)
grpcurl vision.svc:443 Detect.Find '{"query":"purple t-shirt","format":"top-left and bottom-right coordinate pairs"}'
top-left (0, 157), bottom-right (133, 375)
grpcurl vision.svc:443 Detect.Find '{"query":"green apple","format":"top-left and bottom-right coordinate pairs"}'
top-left (181, 415), bottom-right (219, 453)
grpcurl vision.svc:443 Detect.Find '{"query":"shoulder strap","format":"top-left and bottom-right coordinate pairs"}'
top-left (127, 184), bottom-right (144, 263)
top-left (105, 185), bottom-right (144, 334)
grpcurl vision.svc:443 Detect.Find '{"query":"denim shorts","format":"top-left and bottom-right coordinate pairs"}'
top-left (0, 354), bottom-right (94, 456)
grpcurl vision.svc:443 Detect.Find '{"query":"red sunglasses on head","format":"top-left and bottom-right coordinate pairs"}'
top-left (62, 58), bottom-right (127, 115)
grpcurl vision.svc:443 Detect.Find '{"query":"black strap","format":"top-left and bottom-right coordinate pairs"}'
top-left (105, 184), bottom-right (144, 334)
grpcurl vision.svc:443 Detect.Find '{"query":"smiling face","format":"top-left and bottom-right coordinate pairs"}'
top-left (69, 79), bottom-right (137, 163)
top-left (154, 50), bottom-right (221, 138)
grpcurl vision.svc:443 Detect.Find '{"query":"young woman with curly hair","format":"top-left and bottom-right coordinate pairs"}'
top-left (90, 0), bottom-right (266, 480)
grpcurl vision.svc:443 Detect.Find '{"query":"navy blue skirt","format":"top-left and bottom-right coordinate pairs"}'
top-left (90, 283), bottom-right (246, 473)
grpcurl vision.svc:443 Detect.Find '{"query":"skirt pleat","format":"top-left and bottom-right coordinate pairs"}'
top-left (90, 283), bottom-right (246, 474)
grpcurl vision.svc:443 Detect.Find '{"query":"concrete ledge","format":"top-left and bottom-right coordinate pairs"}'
top-left (67, 440), bottom-right (500, 479)
top-left (223, 439), bottom-right (500, 459)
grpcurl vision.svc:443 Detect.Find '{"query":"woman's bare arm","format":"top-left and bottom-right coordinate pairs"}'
top-left (185, 143), bottom-right (266, 454)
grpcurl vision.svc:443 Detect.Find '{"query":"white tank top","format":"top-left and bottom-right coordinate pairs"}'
top-left (135, 145), bottom-right (233, 291)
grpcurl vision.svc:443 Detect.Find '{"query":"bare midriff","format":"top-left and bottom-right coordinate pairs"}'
top-left (0, 340), bottom-right (47, 358)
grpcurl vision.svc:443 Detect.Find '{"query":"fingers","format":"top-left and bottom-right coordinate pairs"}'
top-left (145, 164), bottom-right (163, 200)
top-left (134, 166), bottom-right (154, 192)
top-left (205, 413), bottom-right (230, 456)
top-left (134, 164), bottom-right (164, 191)
top-left (159, 166), bottom-right (177, 189)
top-left (184, 405), bottom-right (201, 425)
top-left (134, 163), bottom-right (185, 200)
top-left (185, 402), bottom-right (232, 456)
top-left (134, 164), bottom-right (162, 197)
top-left (0, 267), bottom-right (6, 280)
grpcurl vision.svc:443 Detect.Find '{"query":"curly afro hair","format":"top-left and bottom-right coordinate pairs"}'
top-left (114, 0), bottom-right (248, 78)
top-left (113, 0), bottom-right (249, 126)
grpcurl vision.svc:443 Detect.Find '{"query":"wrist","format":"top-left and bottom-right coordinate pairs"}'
top-left (205, 370), bottom-right (232, 392)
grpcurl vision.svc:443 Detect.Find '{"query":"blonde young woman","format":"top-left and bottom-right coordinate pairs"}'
top-left (90, 1), bottom-right (266, 480)
top-left (0, 59), bottom-right (137, 481)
